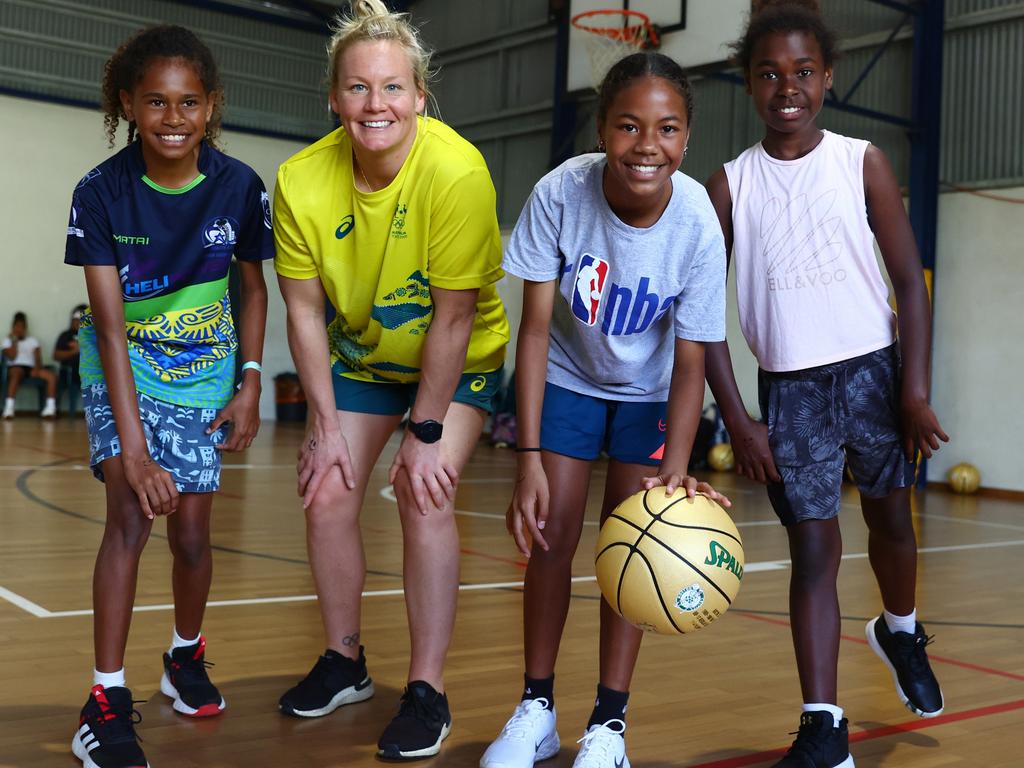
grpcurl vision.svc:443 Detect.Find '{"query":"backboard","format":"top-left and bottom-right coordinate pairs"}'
top-left (566, 0), bottom-right (750, 94)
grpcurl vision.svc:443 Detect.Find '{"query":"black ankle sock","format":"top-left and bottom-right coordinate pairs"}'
top-left (522, 674), bottom-right (555, 710)
top-left (588, 684), bottom-right (628, 729)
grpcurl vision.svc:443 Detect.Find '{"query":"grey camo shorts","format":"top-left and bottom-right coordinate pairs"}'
top-left (757, 343), bottom-right (916, 526)
top-left (82, 382), bottom-right (224, 493)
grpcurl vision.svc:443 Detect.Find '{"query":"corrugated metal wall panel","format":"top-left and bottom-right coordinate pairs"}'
top-left (0, 0), bottom-right (333, 140)
top-left (943, 16), bottom-right (1024, 185)
top-left (415, 0), bottom-right (554, 227)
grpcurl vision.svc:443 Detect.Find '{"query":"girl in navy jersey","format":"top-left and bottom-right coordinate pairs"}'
top-left (704, 2), bottom-right (949, 766)
top-left (481, 53), bottom-right (730, 768)
top-left (64, 25), bottom-right (273, 768)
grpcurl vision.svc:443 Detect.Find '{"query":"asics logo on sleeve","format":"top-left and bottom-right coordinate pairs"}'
top-left (335, 214), bottom-right (355, 240)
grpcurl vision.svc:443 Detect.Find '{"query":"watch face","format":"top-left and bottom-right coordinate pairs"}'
top-left (411, 419), bottom-right (443, 443)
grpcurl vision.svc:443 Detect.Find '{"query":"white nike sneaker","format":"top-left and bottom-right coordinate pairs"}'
top-left (480, 698), bottom-right (560, 768)
top-left (572, 719), bottom-right (630, 768)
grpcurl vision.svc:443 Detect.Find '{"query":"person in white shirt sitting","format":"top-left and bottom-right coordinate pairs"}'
top-left (2, 311), bottom-right (57, 419)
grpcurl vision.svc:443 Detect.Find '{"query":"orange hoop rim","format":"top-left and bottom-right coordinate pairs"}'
top-left (571, 8), bottom-right (659, 47)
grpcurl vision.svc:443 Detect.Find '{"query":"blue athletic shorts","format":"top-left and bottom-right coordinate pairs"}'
top-left (539, 382), bottom-right (667, 466)
top-left (331, 361), bottom-right (503, 416)
top-left (82, 382), bottom-right (224, 493)
top-left (758, 343), bottom-right (916, 526)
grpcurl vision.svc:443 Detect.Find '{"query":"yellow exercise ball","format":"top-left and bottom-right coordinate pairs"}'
top-left (595, 489), bottom-right (744, 635)
top-left (947, 463), bottom-right (981, 494)
top-left (708, 443), bottom-right (735, 472)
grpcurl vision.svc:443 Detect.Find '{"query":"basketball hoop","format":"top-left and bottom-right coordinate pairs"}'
top-left (571, 9), bottom-right (659, 91)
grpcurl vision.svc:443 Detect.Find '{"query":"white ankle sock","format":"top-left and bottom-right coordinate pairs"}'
top-left (93, 667), bottom-right (126, 689)
top-left (884, 608), bottom-right (917, 635)
top-left (170, 626), bottom-right (200, 653)
top-left (45, 397), bottom-right (56, 407)
top-left (803, 702), bottom-right (844, 726)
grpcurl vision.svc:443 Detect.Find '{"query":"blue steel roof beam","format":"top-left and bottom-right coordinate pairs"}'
top-left (830, 11), bottom-right (912, 106)
top-left (866, 0), bottom-right (919, 14)
top-left (163, 0), bottom-right (331, 34)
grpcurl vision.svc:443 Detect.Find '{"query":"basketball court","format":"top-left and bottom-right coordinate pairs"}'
top-left (2, 419), bottom-right (1021, 766)
top-left (1, 0), bottom-right (1023, 766)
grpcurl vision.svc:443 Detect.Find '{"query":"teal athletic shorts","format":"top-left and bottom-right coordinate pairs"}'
top-left (331, 361), bottom-right (503, 416)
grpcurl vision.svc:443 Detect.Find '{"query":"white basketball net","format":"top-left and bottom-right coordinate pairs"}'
top-left (573, 10), bottom-right (655, 91)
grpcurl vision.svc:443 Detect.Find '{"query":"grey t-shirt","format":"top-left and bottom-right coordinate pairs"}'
top-left (504, 154), bottom-right (726, 401)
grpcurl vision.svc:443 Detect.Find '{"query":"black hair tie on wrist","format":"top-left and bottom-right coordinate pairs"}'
top-left (514, 447), bottom-right (542, 453)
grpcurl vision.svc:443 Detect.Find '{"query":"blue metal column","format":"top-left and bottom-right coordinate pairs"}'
top-left (549, 0), bottom-right (578, 168)
top-left (908, 0), bottom-right (944, 486)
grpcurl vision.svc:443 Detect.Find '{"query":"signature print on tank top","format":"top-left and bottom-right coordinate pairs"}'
top-left (761, 189), bottom-right (849, 292)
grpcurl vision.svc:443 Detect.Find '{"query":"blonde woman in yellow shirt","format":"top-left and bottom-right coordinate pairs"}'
top-left (274, 0), bottom-right (508, 759)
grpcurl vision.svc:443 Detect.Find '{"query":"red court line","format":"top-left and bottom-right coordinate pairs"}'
top-left (738, 611), bottom-right (1024, 682)
top-left (460, 547), bottom-right (528, 569)
top-left (690, 698), bottom-right (1024, 768)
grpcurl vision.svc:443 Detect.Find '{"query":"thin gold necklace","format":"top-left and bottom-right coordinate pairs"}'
top-left (355, 157), bottom-right (373, 192)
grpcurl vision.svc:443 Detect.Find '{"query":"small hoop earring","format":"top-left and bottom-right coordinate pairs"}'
top-left (683, 146), bottom-right (688, 158)
top-left (598, 139), bottom-right (606, 152)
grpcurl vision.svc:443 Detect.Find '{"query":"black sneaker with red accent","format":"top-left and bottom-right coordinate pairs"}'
top-left (160, 636), bottom-right (226, 717)
top-left (71, 685), bottom-right (149, 768)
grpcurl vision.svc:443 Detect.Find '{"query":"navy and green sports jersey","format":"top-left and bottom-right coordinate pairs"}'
top-left (65, 141), bottom-right (273, 408)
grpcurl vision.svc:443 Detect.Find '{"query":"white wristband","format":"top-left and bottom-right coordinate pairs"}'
top-left (241, 361), bottom-right (262, 373)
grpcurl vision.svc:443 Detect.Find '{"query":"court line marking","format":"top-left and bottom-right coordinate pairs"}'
top-left (689, 698), bottom-right (1024, 768)
top-left (917, 512), bottom-right (1024, 532)
top-left (4, 538), bottom-right (1023, 619)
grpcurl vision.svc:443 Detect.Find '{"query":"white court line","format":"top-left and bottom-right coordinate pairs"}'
top-left (5, 538), bottom-right (1023, 619)
top-left (0, 586), bottom-right (50, 617)
top-left (917, 513), bottom-right (1024, 533)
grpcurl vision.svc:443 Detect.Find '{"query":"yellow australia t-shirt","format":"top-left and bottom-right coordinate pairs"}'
top-left (274, 116), bottom-right (508, 382)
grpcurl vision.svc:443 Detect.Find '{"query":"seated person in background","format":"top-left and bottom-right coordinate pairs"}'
top-left (54, 304), bottom-right (86, 398)
top-left (2, 311), bottom-right (57, 419)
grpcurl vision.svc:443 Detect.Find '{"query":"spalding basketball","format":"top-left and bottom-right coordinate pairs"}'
top-left (947, 462), bottom-right (981, 494)
top-left (595, 489), bottom-right (743, 635)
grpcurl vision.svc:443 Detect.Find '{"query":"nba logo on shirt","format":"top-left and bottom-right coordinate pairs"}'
top-left (571, 254), bottom-right (608, 326)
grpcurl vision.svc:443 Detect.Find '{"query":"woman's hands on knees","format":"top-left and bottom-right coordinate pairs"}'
top-left (298, 415), bottom-right (355, 508)
top-left (388, 433), bottom-right (457, 516)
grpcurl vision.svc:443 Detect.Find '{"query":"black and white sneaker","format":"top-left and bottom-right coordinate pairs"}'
top-left (866, 615), bottom-right (944, 717)
top-left (160, 636), bottom-right (226, 717)
top-left (71, 685), bottom-right (149, 768)
top-left (771, 711), bottom-right (854, 768)
top-left (377, 681), bottom-right (452, 761)
top-left (279, 646), bottom-right (375, 718)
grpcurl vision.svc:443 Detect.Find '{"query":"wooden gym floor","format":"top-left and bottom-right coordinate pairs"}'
top-left (1, 418), bottom-right (1021, 767)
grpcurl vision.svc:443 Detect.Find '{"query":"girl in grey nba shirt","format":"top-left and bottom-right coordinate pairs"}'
top-left (481, 53), bottom-right (730, 768)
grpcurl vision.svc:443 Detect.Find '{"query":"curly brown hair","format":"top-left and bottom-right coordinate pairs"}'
top-left (101, 25), bottom-right (223, 148)
top-left (732, 0), bottom-right (839, 74)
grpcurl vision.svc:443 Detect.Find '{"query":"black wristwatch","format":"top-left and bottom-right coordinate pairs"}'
top-left (408, 418), bottom-right (443, 444)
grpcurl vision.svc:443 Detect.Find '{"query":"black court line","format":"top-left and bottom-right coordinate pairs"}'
top-left (13, 458), bottom-right (404, 578)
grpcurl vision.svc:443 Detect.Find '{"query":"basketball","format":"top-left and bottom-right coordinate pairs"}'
top-left (595, 489), bottom-right (744, 635)
top-left (708, 443), bottom-right (735, 472)
top-left (947, 462), bottom-right (981, 494)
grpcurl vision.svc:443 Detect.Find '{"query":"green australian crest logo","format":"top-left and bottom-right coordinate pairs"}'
top-left (390, 202), bottom-right (408, 239)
